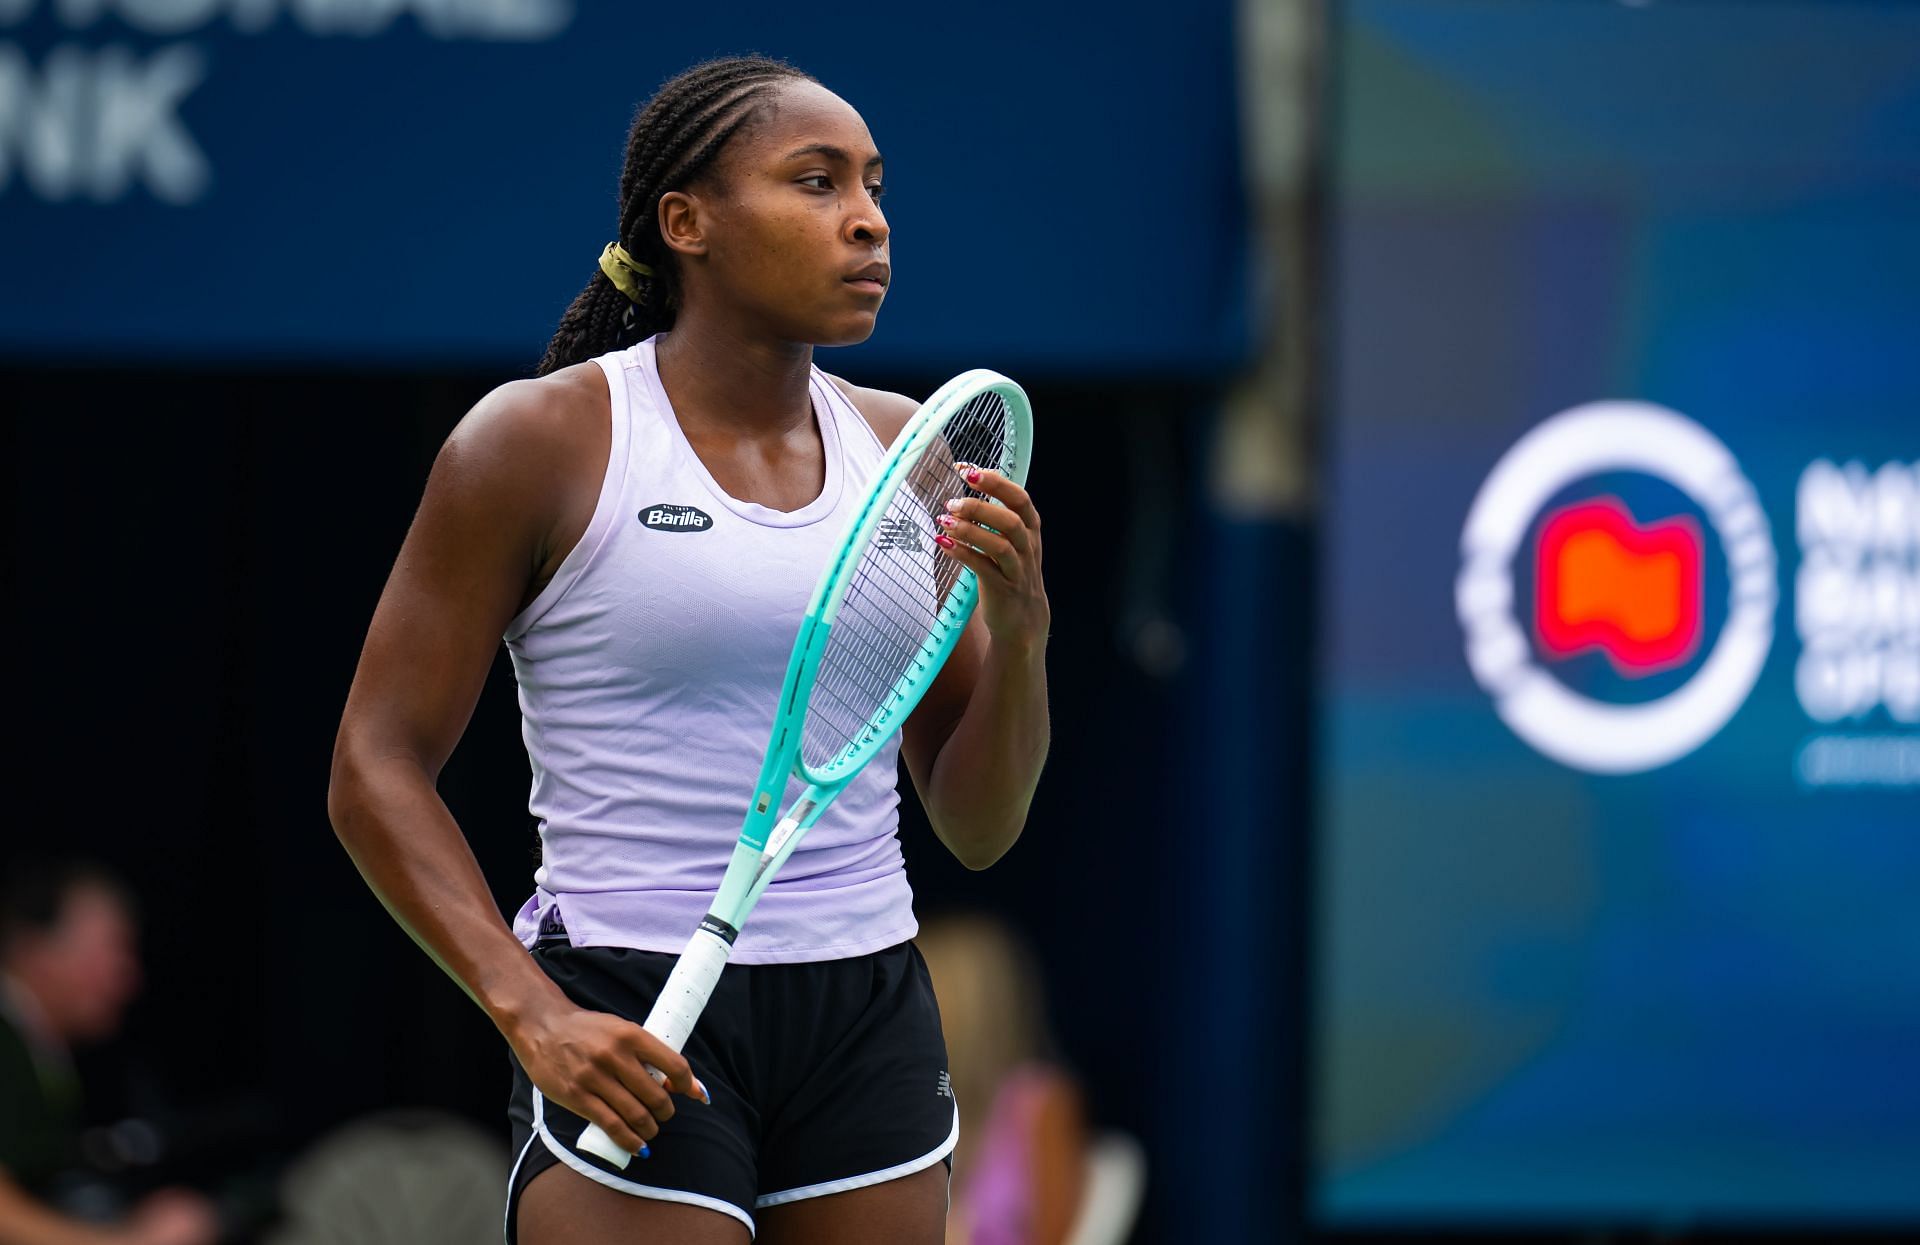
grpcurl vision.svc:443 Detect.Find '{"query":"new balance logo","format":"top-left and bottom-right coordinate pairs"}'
top-left (640, 503), bottom-right (713, 531)
top-left (876, 517), bottom-right (924, 552)
top-left (936, 1071), bottom-right (953, 1099)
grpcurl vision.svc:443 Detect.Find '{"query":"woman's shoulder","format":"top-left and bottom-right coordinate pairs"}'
top-left (822, 372), bottom-right (919, 450)
top-left (432, 362), bottom-right (612, 540)
top-left (453, 363), bottom-right (609, 461)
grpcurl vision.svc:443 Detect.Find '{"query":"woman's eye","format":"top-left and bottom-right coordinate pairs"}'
top-left (801, 175), bottom-right (833, 190)
top-left (867, 183), bottom-right (887, 203)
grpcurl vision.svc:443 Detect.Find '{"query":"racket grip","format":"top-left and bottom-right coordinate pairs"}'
top-left (575, 923), bottom-right (735, 1169)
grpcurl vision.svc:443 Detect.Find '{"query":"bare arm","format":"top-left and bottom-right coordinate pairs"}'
top-left (829, 377), bottom-right (1051, 869)
top-left (326, 368), bottom-right (702, 1155)
top-left (327, 375), bottom-right (582, 1033)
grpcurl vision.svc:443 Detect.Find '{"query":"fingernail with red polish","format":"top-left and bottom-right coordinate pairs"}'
top-left (937, 514), bottom-right (957, 528)
top-left (934, 533), bottom-right (956, 549)
top-left (965, 467), bottom-right (982, 483)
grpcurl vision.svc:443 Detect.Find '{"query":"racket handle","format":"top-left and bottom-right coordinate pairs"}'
top-left (575, 923), bottom-right (735, 1168)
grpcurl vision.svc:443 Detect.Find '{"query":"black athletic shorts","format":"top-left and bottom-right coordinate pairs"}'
top-left (505, 930), bottom-right (956, 1241)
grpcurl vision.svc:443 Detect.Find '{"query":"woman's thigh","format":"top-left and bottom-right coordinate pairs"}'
top-left (756, 1164), bottom-right (948, 1245)
top-left (517, 1162), bottom-right (752, 1245)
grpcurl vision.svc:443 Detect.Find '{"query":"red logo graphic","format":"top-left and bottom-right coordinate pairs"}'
top-left (1536, 497), bottom-right (1704, 675)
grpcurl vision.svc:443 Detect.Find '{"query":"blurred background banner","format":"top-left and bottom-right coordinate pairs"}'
top-left (1314, 0), bottom-right (1920, 1229)
top-left (0, 0), bottom-right (1248, 372)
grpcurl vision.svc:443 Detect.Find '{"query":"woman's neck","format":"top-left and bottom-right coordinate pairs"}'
top-left (654, 309), bottom-right (816, 440)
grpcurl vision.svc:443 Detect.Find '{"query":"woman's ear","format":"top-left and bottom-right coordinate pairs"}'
top-left (659, 190), bottom-right (709, 259)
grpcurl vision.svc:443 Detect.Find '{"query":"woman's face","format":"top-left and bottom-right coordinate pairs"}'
top-left (672, 80), bottom-right (891, 347)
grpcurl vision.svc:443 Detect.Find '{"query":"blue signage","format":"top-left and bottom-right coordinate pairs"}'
top-left (0, 0), bottom-right (1248, 372)
top-left (1316, 0), bottom-right (1920, 1226)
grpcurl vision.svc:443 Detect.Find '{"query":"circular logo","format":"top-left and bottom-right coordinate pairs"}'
top-left (1457, 402), bottom-right (1777, 774)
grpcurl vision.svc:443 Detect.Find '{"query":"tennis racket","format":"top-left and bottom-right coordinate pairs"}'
top-left (577, 368), bottom-right (1034, 1167)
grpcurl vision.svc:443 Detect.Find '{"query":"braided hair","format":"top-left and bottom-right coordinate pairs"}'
top-left (536, 56), bottom-right (817, 377)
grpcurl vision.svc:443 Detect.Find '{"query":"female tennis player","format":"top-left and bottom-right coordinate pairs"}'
top-left (326, 56), bottom-right (1049, 1245)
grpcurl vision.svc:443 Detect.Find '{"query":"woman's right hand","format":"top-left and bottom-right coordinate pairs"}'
top-left (504, 998), bottom-right (709, 1155)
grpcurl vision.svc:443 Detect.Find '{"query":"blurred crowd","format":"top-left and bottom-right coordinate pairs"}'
top-left (0, 861), bottom-right (219, 1245)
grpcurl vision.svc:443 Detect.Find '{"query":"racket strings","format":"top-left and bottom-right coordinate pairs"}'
top-left (802, 392), bottom-right (1014, 771)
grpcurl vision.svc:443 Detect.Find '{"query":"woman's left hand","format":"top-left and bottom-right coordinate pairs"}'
top-left (934, 463), bottom-right (1049, 652)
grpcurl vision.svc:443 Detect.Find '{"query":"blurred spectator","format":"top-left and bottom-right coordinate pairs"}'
top-left (919, 914), bottom-right (1144, 1245)
top-left (0, 859), bottom-right (220, 1245)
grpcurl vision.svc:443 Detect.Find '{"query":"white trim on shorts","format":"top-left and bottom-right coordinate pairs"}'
top-left (504, 1133), bottom-right (539, 1245)
top-left (753, 1103), bottom-right (960, 1210)
top-left (529, 1088), bottom-right (758, 1238)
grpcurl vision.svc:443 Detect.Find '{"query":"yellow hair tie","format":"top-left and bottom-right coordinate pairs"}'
top-left (598, 241), bottom-right (655, 303)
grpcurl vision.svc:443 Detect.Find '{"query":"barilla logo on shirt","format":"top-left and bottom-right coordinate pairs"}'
top-left (640, 503), bottom-right (714, 532)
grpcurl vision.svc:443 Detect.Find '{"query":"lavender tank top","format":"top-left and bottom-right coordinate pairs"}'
top-left (504, 337), bottom-right (917, 963)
